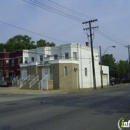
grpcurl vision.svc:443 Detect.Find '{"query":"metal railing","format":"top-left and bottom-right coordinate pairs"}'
top-left (12, 76), bottom-right (19, 85)
top-left (20, 75), bottom-right (30, 88)
top-left (29, 75), bottom-right (39, 89)
top-left (38, 74), bottom-right (48, 90)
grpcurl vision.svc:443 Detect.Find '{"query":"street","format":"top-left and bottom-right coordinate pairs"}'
top-left (0, 85), bottom-right (130, 130)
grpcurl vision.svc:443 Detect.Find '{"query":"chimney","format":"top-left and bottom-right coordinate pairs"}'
top-left (86, 42), bottom-right (89, 46)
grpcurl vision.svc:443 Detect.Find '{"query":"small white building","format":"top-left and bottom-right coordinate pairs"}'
top-left (20, 43), bottom-right (109, 90)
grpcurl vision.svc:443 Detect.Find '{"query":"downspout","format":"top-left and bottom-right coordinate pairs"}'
top-left (77, 43), bottom-right (79, 89)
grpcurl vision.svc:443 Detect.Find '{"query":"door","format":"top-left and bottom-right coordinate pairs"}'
top-left (103, 74), bottom-right (108, 86)
top-left (21, 70), bottom-right (27, 80)
top-left (42, 67), bottom-right (50, 79)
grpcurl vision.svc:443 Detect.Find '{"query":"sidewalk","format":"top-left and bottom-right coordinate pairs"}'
top-left (0, 83), bottom-right (128, 95)
top-left (0, 87), bottom-right (68, 95)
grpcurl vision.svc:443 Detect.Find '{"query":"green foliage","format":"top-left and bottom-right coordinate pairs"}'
top-left (102, 54), bottom-right (116, 76)
top-left (37, 39), bottom-right (55, 47)
top-left (0, 43), bottom-right (5, 52)
top-left (118, 60), bottom-right (126, 74)
top-left (102, 54), bottom-right (129, 79)
top-left (0, 35), bottom-right (56, 52)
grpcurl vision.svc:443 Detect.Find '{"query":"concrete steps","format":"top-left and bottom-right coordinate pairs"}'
top-left (20, 81), bottom-right (30, 89)
top-left (30, 81), bottom-right (39, 90)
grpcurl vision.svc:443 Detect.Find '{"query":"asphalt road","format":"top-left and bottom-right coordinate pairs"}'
top-left (0, 85), bottom-right (130, 130)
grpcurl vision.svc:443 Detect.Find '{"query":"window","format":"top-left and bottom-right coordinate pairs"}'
top-left (18, 58), bottom-right (21, 64)
top-left (54, 55), bottom-right (58, 59)
top-left (24, 57), bottom-right (28, 63)
top-left (64, 67), bottom-right (67, 76)
top-left (65, 53), bottom-right (69, 59)
top-left (85, 68), bottom-right (87, 76)
top-left (47, 55), bottom-right (50, 57)
top-left (0, 60), bottom-right (3, 67)
top-left (12, 59), bottom-right (15, 66)
top-left (31, 57), bottom-right (34, 62)
top-left (6, 60), bottom-right (9, 66)
top-left (6, 71), bottom-right (9, 78)
top-left (40, 55), bottom-right (43, 61)
top-left (73, 52), bottom-right (77, 60)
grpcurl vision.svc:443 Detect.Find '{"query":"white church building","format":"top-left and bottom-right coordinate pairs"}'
top-left (20, 43), bottom-right (109, 90)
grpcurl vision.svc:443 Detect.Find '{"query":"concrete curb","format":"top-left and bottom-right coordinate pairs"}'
top-left (0, 83), bottom-right (129, 95)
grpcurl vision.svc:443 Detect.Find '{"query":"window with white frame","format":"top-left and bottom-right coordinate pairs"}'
top-left (65, 53), bottom-right (69, 59)
top-left (40, 55), bottom-right (43, 61)
top-left (85, 68), bottom-right (87, 76)
top-left (73, 52), bottom-right (77, 60)
top-left (24, 57), bottom-right (28, 63)
top-left (64, 67), bottom-right (67, 76)
top-left (12, 59), bottom-right (15, 66)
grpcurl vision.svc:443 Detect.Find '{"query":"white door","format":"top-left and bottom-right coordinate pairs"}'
top-left (21, 70), bottom-right (27, 80)
top-left (42, 68), bottom-right (50, 79)
top-left (103, 74), bottom-right (108, 86)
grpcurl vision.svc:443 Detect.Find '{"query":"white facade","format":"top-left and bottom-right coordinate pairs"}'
top-left (21, 43), bottom-right (109, 89)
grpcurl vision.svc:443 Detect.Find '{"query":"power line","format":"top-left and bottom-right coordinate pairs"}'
top-left (23, 0), bottom-right (85, 22)
top-left (0, 20), bottom-right (69, 43)
top-left (48, 0), bottom-right (93, 19)
top-left (46, 0), bottom-right (129, 46)
top-left (0, 21), bottom-right (123, 60)
top-left (98, 21), bottom-right (129, 45)
top-left (96, 29), bottom-right (125, 46)
top-left (23, 0), bottom-right (128, 47)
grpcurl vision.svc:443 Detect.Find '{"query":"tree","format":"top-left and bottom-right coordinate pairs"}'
top-left (5, 35), bottom-right (36, 52)
top-left (102, 54), bottom-right (117, 77)
top-left (124, 60), bottom-right (129, 79)
top-left (118, 60), bottom-right (126, 79)
top-left (49, 42), bottom-right (55, 47)
top-left (36, 39), bottom-right (46, 47)
top-left (0, 43), bottom-right (5, 52)
top-left (36, 39), bottom-right (55, 47)
top-left (4, 35), bottom-right (56, 52)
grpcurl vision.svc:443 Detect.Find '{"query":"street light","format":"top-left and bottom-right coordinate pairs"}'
top-left (102, 46), bottom-right (116, 56)
top-left (99, 46), bottom-right (116, 89)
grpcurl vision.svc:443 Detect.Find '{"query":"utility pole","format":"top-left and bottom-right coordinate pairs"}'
top-left (117, 62), bottom-right (120, 80)
top-left (82, 19), bottom-right (98, 90)
top-left (125, 45), bottom-right (130, 79)
top-left (99, 46), bottom-right (103, 88)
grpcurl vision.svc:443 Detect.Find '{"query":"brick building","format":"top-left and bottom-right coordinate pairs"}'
top-left (0, 50), bottom-right (23, 81)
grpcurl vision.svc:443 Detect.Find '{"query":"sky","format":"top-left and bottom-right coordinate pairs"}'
top-left (0, 0), bottom-right (130, 61)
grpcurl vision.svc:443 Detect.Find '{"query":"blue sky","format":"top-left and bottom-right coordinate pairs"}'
top-left (0, 0), bottom-right (130, 61)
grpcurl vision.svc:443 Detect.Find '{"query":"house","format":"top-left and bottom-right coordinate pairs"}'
top-left (19, 43), bottom-right (109, 90)
top-left (0, 50), bottom-right (23, 83)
